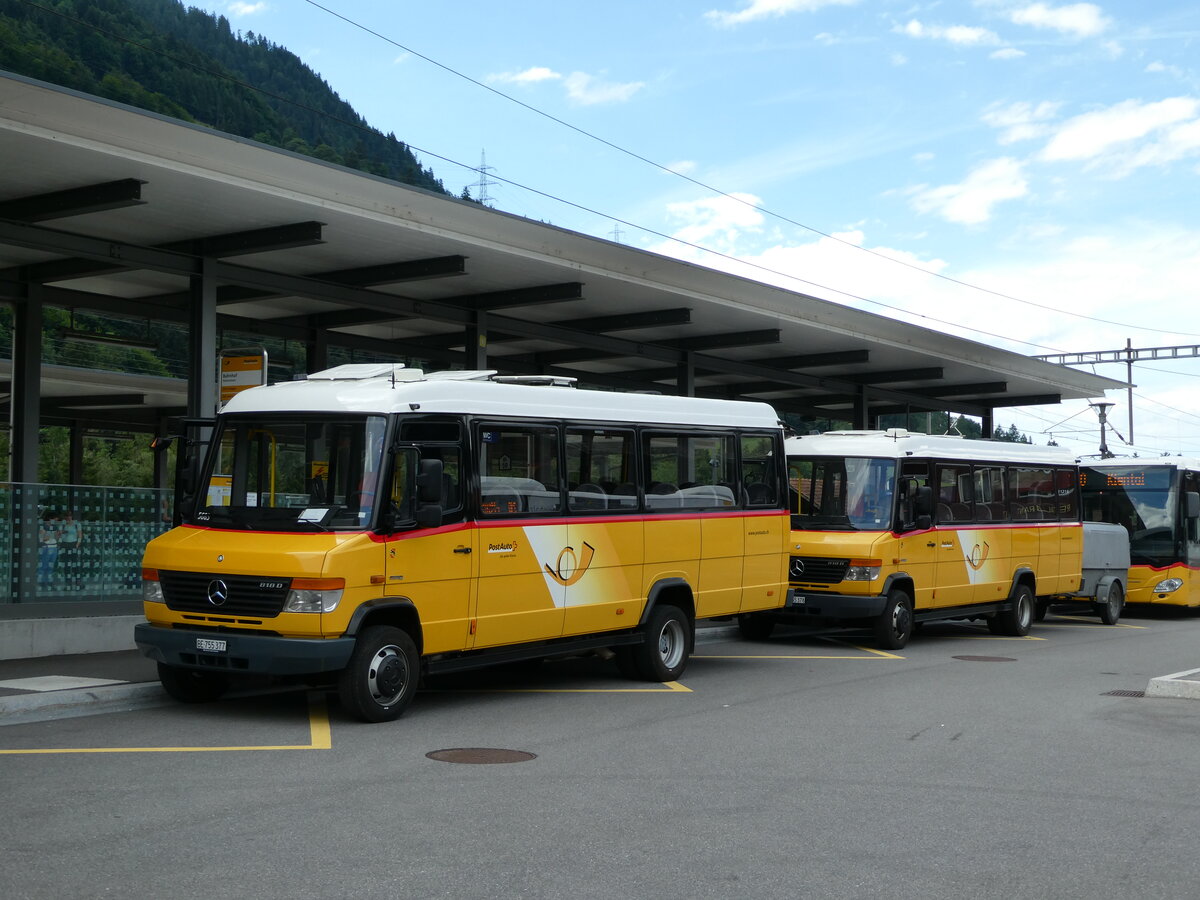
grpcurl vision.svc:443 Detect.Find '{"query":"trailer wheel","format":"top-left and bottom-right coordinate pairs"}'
top-left (338, 626), bottom-right (419, 723)
top-left (157, 662), bottom-right (228, 703)
top-left (874, 588), bottom-right (913, 650)
top-left (1097, 582), bottom-right (1124, 626)
top-left (993, 584), bottom-right (1034, 636)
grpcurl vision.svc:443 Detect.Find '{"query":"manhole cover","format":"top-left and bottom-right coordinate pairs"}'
top-left (1102, 689), bottom-right (1145, 698)
top-left (426, 748), bottom-right (537, 764)
top-left (952, 655), bottom-right (1016, 662)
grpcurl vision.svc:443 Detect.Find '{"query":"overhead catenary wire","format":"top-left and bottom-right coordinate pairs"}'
top-left (15, 0), bottom-right (1200, 448)
top-left (299, 0), bottom-right (1200, 342)
top-left (16, 0), bottom-right (1185, 355)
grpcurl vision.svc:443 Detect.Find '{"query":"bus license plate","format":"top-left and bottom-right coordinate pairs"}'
top-left (196, 638), bottom-right (227, 653)
top-left (788, 592), bottom-right (806, 607)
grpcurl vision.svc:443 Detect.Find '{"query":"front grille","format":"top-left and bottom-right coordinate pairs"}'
top-left (159, 570), bottom-right (292, 618)
top-left (790, 556), bottom-right (849, 584)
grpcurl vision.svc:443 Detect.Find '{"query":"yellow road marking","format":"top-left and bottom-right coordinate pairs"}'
top-left (427, 680), bottom-right (692, 694)
top-left (698, 636), bottom-right (904, 660)
top-left (1041, 615), bottom-right (1146, 629)
top-left (0, 691), bottom-right (331, 755)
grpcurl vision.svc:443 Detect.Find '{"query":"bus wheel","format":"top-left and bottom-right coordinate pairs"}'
top-left (1097, 583), bottom-right (1124, 626)
top-left (994, 584), bottom-right (1034, 636)
top-left (737, 613), bottom-right (775, 641)
top-left (1034, 599), bottom-right (1050, 622)
top-left (157, 662), bottom-right (228, 703)
top-left (338, 626), bottom-right (419, 723)
top-left (631, 605), bottom-right (690, 681)
top-left (874, 589), bottom-right (913, 650)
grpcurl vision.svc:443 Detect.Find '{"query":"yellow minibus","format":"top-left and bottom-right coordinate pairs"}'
top-left (136, 365), bottom-right (790, 721)
top-left (737, 429), bottom-right (1084, 649)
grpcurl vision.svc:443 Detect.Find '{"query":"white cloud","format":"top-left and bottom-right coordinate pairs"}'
top-left (896, 19), bottom-right (1001, 46)
top-left (657, 193), bottom-right (766, 251)
top-left (666, 160), bottom-right (699, 175)
top-left (991, 47), bottom-right (1027, 60)
top-left (1146, 61), bottom-right (1185, 80)
top-left (485, 67), bottom-right (642, 105)
top-left (1009, 3), bottom-right (1111, 39)
top-left (227, 2), bottom-right (267, 15)
top-left (982, 100), bottom-right (1062, 145)
top-left (705, 0), bottom-right (858, 28)
top-left (563, 72), bottom-right (645, 105)
top-left (487, 67), bottom-right (563, 85)
top-left (1039, 97), bottom-right (1200, 170)
top-left (909, 157), bottom-right (1029, 224)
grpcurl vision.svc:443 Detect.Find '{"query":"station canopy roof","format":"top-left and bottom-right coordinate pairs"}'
top-left (0, 72), bottom-right (1121, 430)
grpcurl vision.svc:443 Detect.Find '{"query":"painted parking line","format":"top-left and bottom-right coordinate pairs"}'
top-left (425, 680), bottom-right (693, 694)
top-left (697, 637), bottom-right (903, 661)
top-left (1039, 615), bottom-right (1146, 629)
top-left (0, 691), bottom-right (332, 755)
top-left (920, 623), bottom-right (1047, 641)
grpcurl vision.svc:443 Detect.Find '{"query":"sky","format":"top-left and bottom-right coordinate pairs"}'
top-left (194, 0), bottom-right (1200, 459)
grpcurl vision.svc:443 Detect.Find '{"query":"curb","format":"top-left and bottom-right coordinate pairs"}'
top-left (1146, 667), bottom-right (1200, 700)
top-left (0, 682), bottom-right (169, 726)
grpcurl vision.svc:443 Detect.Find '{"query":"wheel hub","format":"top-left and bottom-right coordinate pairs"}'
top-left (370, 648), bottom-right (407, 703)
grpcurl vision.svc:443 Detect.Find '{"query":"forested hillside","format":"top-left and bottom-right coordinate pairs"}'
top-left (0, 0), bottom-right (447, 193)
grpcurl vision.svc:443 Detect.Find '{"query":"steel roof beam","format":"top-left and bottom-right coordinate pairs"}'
top-left (842, 367), bottom-right (945, 384)
top-left (754, 349), bottom-right (871, 369)
top-left (905, 381), bottom-right (1008, 398)
top-left (0, 179), bottom-right (146, 223)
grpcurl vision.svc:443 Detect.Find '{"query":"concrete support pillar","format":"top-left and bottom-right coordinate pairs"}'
top-left (465, 311), bottom-right (488, 370)
top-left (188, 257), bottom-right (218, 418)
top-left (9, 284), bottom-right (42, 601)
top-left (677, 353), bottom-right (695, 397)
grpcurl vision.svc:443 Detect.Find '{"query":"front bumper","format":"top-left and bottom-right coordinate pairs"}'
top-left (777, 588), bottom-right (888, 622)
top-left (135, 622), bottom-right (355, 676)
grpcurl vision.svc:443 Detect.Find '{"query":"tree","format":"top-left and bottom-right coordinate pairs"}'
top-left (992, 423), bottom-right (1033, 444)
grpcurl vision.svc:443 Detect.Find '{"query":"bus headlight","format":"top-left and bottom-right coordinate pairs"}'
top-left (844, 559), bottom-right (882, 582)
top-left (284, 578), bottom-right (345, 613)
top-left (1153, 577), bottom-right (1184, 594)
top-left (142, 568), bottom-right (164, 604)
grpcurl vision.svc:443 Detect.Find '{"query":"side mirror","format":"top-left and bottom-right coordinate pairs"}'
top-left (416, 458), bottom-right (443, 504)
top-left (1187, 491), bottom-right (1200, 520)
top-left (914, 485), bottom-right (933, 518)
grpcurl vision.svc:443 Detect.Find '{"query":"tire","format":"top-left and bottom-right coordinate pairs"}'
top-left (338, 626), bottom-right (419, 723)
top-left (628, 605), bottom-right (691, 681)
top-left (1098, 582), bottom-right (1124, 626)
top-left (157, 662), bottom-right (228, 703)
top-left (737, 613), bottom-right (776, 641)
top-left (874, 588), bottom-right (913, 650)
top-left (1034, 599), bottom-right (1050, 622)
top-left (994, 584), bottom-right (1034, 636)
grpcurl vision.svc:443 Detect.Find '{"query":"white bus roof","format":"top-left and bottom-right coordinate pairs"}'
top-left (785, 429), bottom-right (1079, 466)
top-left (220, 364), bottom-right (782, 429)
top-left (1082, 456), bottom-right (1200, 472)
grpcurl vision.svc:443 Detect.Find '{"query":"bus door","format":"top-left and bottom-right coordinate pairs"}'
top-left (1053, 467), bottom-right (1082, 593)
top-left (739, 432), bottom-right (788, 612)
top-left (473, 424), bottom-right (566, 648)
top-left (385, 420), bottom-right (475, 655)
top-left (896, 462), bottom-right (936, 609)
top-left (930, 463), bottom-right (976, 608)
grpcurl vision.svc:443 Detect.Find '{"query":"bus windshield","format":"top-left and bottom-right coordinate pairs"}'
top-left (789, 455), bottom-right (896, 531)
top-left (1080, 465), bottom-right (1177, 565)
top-left (194, 413), bottom-right (389, 532)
